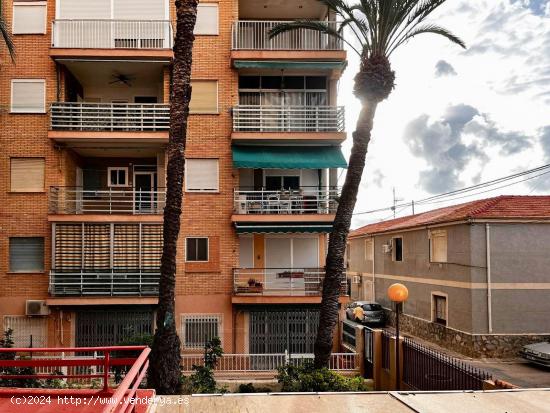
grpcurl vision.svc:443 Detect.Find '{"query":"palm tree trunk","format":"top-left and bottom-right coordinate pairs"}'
top-left (314, 101), bottom-right (378, 368)
top-left (148, 0), bottom-right (198, 395)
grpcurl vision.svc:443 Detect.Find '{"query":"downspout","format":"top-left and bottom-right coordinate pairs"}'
top-left (372, 237), bottom-right (376, 301)
top-left (485, 223), bottom-right (493, 333)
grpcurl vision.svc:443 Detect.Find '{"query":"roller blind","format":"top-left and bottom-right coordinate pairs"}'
top-left (9, 237), bottom-right (44, 272)
top-left (189, 80), bottom-right (218, 113)
top-left (13, 2), bottom-right (47, 34)
top-left (10, 158), bottom-right (45, 192)
top-left (430, 230), bottom-right (447, 263)
top-left (194, 3), bottom-right (219, 35)
top-left (54, 224), bottom-right (83, 269)
top-left (11, 80), bottom-right (46, 113)
top-left (58, 0), bottom-right (110, 18)
top-left (185, 159), bottom-right (219, 191)
top-left (113, 0), bottom-right (165, 19)
top-left (83, 224), bottom-right (110, 269)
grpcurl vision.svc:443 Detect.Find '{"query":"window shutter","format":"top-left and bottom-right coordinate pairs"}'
top-left (431, 230), bottom-right (447, 263)
top-left (11, 80), bottom-right (46, 113)
top-left (54, 224), bottom-right (83, 269)
top-left (58, 0), bottom-right (111, 18)
top-left (194, 3), bottom-right (219, 35)
top-left (186, 159), bottom-right (219, 191)
top-left (10, 158), bottom-right (45, 192)
top-left (9, 238), bottom-right (44, 272)
top-left (365, 238), bottom-right (373, 260)
top-left (13, 2), bottom-right (46, 34)
top-left (113, 0), bottom-right (165, 19)
top-left (189, 81), bottom-right (218, 113)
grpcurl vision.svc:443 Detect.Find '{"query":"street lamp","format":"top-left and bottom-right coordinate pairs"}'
top-left (387, 283), bottom-right (408, 391)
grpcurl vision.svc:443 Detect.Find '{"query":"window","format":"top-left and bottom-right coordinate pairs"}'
top-left (393, 237), bottom-right (403, 262)
top-left (194, 3), bottom-right (219, 35)
top-left (432, 294), bottom-right (447, 326)
top-left (10, 158), bottom-right (45, 192)
top-left (3, 316), bottom-right (47, 347)
top-left (11, 80), bottom-right (46, 113)
top-left (365, 238), bottom-right (373, 260)
top-left (181, 314), bottom-right (221, 349)
top-left (265, 175), bottom-right (300, 190)
top-left (189, 80), bottom-right (218, 113)
top-left (430, 229), bottom-right (448, 263)
top-left (9, 237), bottom-right (44, 272)
top-left (13, 1), bottom-right (47, 34)
top-left (107, 167), bottom-right (128, 187)
top-left (186, 237), bottom-right (208, 262)
top-left (185, 159), bottom-right (219, 191)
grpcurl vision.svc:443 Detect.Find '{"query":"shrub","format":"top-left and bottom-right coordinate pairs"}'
top-left (112, 333), bottom-right (153, 383)
top-left (277, 361), bottom-right (369, 392)
top-left (181, 337), bottom-right (226, 394)
top-left (236, 383), bottom-right (272, 393)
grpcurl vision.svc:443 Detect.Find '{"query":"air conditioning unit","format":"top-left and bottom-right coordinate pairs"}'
top-left (25, 300), bottom-right (49, 316)
top-left (353, 275), bottom-right (361, 284)
top-left (382, 242), bottom-right (392, 254)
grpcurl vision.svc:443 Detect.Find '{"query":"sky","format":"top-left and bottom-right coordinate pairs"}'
top-left (337, 0), bottom-right (550, 229)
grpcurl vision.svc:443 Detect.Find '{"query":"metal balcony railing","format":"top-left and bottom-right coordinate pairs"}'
top-left (232, 105), bottom-right (345, 132)
top-left (234, 187), bottom-right (340, 214)
top-left (50, 103), bottom-right (170, 132)
top-left (49, 186), bottom-right (166, 215)
top-left (232, 21), bottom-right (343, 50)
top-left (49, 269), bottom-right (160, 296)
top-left (51, 19), bottom-right (173, 49)
top-left (233, 268), bottom-right (347, 296)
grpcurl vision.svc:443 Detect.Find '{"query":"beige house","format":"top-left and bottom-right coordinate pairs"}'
top-left (347, 195), bottom-right (550, 357)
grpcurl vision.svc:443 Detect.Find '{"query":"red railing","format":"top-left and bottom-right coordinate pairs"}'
top-left (0, 346), bottom-right (150, 413)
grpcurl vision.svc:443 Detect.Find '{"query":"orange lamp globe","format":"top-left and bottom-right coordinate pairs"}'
top-left (387, 283), bottom-right (409, 303)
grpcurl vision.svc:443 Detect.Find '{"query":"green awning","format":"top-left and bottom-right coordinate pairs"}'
top-left (235, 223), bottom-right (333, 234)
top-left (233, 60), bottom-right (347, 71)
top-left (232, 146), bottom-right (347, 169)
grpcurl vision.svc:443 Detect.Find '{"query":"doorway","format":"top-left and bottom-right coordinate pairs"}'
top-left (134, 171), bottom-right (157, 213)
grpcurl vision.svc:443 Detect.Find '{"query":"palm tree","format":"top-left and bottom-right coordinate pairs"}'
top-left (148, 0), bottom-right (198, 394)
top-left (0, 0), bottom-right (16, 62)
top-left (270, 0), bottom-right (465, 368)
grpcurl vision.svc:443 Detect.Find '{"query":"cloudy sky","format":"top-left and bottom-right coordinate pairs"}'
top-left (338, 0), bottom-right (550, 228)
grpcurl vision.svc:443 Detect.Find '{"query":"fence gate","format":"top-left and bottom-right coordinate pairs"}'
top-left (249, 307), bottom-right (319, 355)
top-left (76, 307), bottom-right (154, 347)
top-left (364, 327), bottom-right (374, 378)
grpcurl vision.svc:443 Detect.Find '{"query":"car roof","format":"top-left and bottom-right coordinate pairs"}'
top-left (524, 342), bottom-right (550, 352)
top-left (354, 301), bottom-right (380, 305)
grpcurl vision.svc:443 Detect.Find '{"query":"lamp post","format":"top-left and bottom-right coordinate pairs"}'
top-left (387, 283), bottom-right (408, 391)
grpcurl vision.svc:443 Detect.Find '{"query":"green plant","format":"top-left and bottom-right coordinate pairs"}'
top-left (113, 333), bottom-right (153, 383)
top-left (236, 383), bottom-right (272, 393)
top-left (277, 361), bottom-right (370, 392)
top-left (181, 337), bottom-right (226, 394)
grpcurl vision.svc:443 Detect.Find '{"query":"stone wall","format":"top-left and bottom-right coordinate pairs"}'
top-left (386, 311), bottom-right (550, 358)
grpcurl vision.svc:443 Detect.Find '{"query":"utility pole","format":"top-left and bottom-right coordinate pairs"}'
top-left (412, 200), bottom-right (415, 215)
top-left (392, 187), bottom-right (404, 218)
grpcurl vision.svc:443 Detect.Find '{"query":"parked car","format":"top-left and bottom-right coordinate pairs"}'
top-left (520, 342), bottom-right (550, 368)
top-left (345, 301), bottom-right (386, 326)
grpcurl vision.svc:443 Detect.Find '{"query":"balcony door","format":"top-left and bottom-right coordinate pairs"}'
top-left (134, 171), bottom-right (157, 213)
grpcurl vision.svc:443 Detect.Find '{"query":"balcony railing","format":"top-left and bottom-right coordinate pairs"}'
top-left (233, 105), bottom-right (345, 132)
top-left (232, 21), bottom-right (343, 51)
top-left (233, 268), bottom-right (347, 296)
top-left (51, 19), bottom-right (173, 49)
top-left (234, 187), bottom-right (340, 214)
top-left (49, 187), bottom-right (166, 215)
top-left (49, 269), bottom-right (160, 296)
top-left (50, 103), bottom-right (170, 132)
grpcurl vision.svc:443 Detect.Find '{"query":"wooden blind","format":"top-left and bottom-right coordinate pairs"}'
top-left (10, 158), bottom-right (45, 192)
top-left (113, 225), bottom-right (140, 269)
top-left (11, 80), bottom-right (45, 113)
top-left (13, 2), bottom-right (46, 34)
top-left (83, 224), bottom-right (110, 269)
top-left (9, 237), bottom-right (44, 272)
top-left (430, 230), bottom-right (447, 263)
top-left (189, 80), bottom-right (218, 113)
top-left (141, 224), bottom-right (162, 269)
top-left (194, 3), bottom-right (219, 35)
top-left (185, 159), bottom-right (219, 191)
top-left (54, 224), bottom-right (83, 269)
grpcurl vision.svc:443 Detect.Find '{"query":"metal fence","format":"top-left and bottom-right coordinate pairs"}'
top-left (382, 330), bottom-right (392, 371)
top-left (364, 327), bottom-right (374, 378)
top-left (342, 320), bottom-right (356, 349)
top-left (181, 352), bottom-right (359, 374)
top-left (51, 19), bottom-right (173, 49)
top-left (233, 268), bottom-right (347, 297)
top-left (234, 187), bottom-right (340, 215)
top-left (50, 102), bottom-right (170, 132)
top-left (232, 105), bottom-right (345, 132)
top-left (402, 337), bottom-right (492, 391)
top-left (49, 187), bottom-right (166, 215)
top-left (232, 21), bottom-right (343, 50)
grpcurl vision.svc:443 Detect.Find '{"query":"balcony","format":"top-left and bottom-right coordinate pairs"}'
top-left (232, 21), bottom-right (343, 51)
top-left (234, 187), bottom-right (339, 215)
top-left (232, 105), bottom-right (345, 133)
top-left (51, 102), bottom-right (169, 132)
top-left (49, 269), bottom-right (159, 297)
top-left (233, 267), bottom-right (347, 297)
top-left (49, 187), bottom-right (166, 215)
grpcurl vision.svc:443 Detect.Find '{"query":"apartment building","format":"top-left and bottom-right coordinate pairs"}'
top-left (347, 195), bottom-right (550, 357)
top-left (0, 0), bottom-right (348, 354)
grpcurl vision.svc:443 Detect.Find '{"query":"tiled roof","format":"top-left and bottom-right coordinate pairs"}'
top-left (350, 195), bottom-right (550, 238)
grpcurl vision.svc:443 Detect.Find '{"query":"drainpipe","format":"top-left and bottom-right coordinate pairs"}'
top-left (372, 237), bottom-right (376, 301)
top-left (486, 223), bottom-right (493, 333)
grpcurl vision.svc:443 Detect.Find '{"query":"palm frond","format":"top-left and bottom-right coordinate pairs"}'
top-left (0, 14), bottom-right (15, 63)
top-left (389, 23), bottom-right (466, 55)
